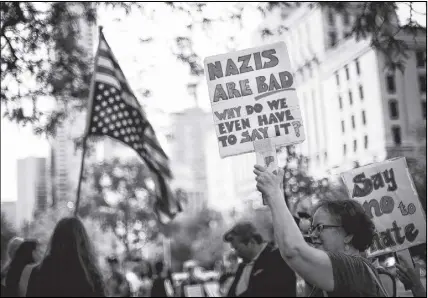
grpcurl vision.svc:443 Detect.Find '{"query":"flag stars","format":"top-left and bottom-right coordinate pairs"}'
top-left (115, 95), bottom-right (121, 101)
top-left (128, 119), bottom-right (133, 125)
top-left (110, 87), bottom-right (116, 93)
top-left (95, 105), bottom-right (101, 111)
top-left (111, 115), bottom-right (117, 120)
top-left (91, 127), bottom-right (97, 133)
top-left (113, 105), bottom-right (119, 111)
top-left (124, 111), bottom-right (129, 117)
top-left (109, 97), bottom-right (114, 104)
top-left (102, 101), bottom-right (107, 107)
top-left (102, 127), bottom-right (108, 133)
top-left (104, 90), bottom-right (110, 96)
top-left (132, 111), bottom-right (138, 116)
top-left (107, 107), bottom-right (112, 114)
top-left (119, 103), bottom-right (125, 109)
top-left (120, 128), bottom-right (125, 135)
top-left (135, 119), bottom-right (140, 124)
top-left (114, 131), bottom-right (119, 137)
top-left (100, 111), bottom-right (106, 117)
top-left (98, 84), bottom-right (104, 90)
top-left (96, 95), bottom-right (102, 101)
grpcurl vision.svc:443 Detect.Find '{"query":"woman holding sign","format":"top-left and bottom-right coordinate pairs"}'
top-left (254, 165), bottom-right (389, 297)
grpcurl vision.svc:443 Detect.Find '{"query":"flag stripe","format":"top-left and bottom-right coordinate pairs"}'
top-left (97, 56), bottom-right (114, 70)
top-left (95, 73), bottom-right (121, 89)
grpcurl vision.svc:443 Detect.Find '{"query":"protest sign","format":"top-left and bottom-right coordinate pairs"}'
top-left (204, 42), bottom-right (305, 158)
top-left (184, 284), bottom-right (204, 297)
top-left (341, 157), bottom-right (426, 257)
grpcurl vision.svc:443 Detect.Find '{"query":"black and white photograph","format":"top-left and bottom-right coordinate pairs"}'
top-left (0, 2), bottom-right (427, 297)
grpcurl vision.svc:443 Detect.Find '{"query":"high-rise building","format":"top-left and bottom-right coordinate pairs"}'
top-left (49, 3), bottom-right (96, 207)
top-left (252, 3), bottom-right (426, 177)
top-left (16, 157), bottom-right (48, 229)
top-left (166, 107), bottom-right (212, 214)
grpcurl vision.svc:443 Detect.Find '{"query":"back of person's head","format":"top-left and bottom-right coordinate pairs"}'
top-left (41, 216), bottom-right (104, 295)
top-left (314, 199), bottom-right (375, 252)
top-left (223, 222), bottom-right (264, 245)
top-left (5, 240), bottom-right (38, 296)
top-left (155, 261), bottom-right (164, 275)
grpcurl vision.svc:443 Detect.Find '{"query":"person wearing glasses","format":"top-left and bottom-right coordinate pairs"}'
top-left (254, 165), bottom-right (389, 297)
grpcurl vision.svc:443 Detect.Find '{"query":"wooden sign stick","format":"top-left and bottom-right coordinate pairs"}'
top-left (254, 138), bottom-right (278, 205)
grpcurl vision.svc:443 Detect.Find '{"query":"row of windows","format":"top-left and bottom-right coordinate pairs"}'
top-left (328, 9), bottom-right (351, 27)
top-left (338, 85), bottom-right (364, 109)
top-left (336, 60), bottom-right (361, 86)
top-left (343, 135), bottom-right (369, 156)
top-left (341, 110), bottom-right (367, 133)
top-left (386, 73), bottom-right (426, 94)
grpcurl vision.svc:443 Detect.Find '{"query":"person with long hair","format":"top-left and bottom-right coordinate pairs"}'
top-left (26, 217), bottom-right (105, 297)
top-left (1, 237), bottom-right (24, 295)
top-left (254, 165), bottom-right (389, 297)
top-left (4, 240), bottom-right (38, 297)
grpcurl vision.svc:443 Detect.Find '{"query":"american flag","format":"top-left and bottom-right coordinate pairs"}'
top-left (86, 28), bottom-right (181, 222)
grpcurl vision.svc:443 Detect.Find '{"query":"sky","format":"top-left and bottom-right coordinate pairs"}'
top-left (1, 2), bottom-right (426, 202)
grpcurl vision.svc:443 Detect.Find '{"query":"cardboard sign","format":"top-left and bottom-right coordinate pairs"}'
top-left (341, 157), bottom-right (427, 257)
top-left (204, 42), bottom-right (305, 158)
top-left (184, 284), bottom-right (204, 297)
top-left (204, 282), bottom-right (221, 297)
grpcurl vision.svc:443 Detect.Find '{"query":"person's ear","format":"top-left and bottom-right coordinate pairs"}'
top-left (344, 234), bottom-right (354, 244)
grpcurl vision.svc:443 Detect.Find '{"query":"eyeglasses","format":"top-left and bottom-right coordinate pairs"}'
top-left (308, 224), bottom-right (342, 237)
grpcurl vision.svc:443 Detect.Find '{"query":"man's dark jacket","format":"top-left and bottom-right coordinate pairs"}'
top-left (227, 243), bottom-right (296, 297)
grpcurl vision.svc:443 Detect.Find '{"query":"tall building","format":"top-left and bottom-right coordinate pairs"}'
top-left (252, 3), bottom-right (426, 177)
top-left (166, 106), bottom-right (212, 215)
top-left (16, 157), bottom-right (48, 229)
top-left (49, 3), bottom-right (96, 207)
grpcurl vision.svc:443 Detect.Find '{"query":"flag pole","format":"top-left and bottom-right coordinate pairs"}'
top-left (74, 26), bottom-right (103, 216)
top-left (74, 136), bottom-right (88, 216)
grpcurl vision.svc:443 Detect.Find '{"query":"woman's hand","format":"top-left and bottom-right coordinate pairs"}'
top-left (253, 165), bottom-right (284, 205)
top-left (396, 254), bottom-right (426, 297)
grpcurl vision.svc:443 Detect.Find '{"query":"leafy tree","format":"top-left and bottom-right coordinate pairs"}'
top-left (1, 212), bottom-right (16, 265)
top-left (80, 157), bottom-right (162, 257)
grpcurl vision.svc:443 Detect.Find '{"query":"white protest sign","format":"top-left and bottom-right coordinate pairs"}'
top-left (184, 284), bottom-right (204, 297)
top-left (204, 42), bottom-right (305, 158)
top-left (341, 157), bottom-right (426, 257)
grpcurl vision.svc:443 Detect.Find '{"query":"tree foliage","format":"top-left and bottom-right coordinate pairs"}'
top-left (1, 212), bottom-right (16, 265)
top-left (80, 157), bottom-right (163, 257)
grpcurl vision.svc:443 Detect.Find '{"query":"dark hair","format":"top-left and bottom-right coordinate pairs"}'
top-left (314, 200), bottom-right (376, 252)
top-left (155, 261), bottom-right (164, 275)
top-left (35, 217), bottom-right (105, 296)
top-left (237, 233), bottom-right (263, 245)
top-left (5, 240), bottom-right (38, 297)
top-left (139, 262), bottom-right (153, 279)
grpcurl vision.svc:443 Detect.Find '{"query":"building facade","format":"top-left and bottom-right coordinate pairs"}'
top-left (16, 157), bottom-right (48, 229)
top-left (1, 201), bottom-right (17, 229)
top-left (166, 107), bottom-right (212, 215)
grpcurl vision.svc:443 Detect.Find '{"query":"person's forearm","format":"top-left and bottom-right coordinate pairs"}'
top-left (267, 191), bottom-right (307, 260)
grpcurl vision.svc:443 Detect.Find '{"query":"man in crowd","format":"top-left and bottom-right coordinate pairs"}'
top-left (105, 255), bottom-right (132, 297)
top-left (223, 222), bottom-right (296, 297)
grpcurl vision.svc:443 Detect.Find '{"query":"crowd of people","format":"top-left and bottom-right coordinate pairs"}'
top-left (0, 165), bottom-right (426, 297)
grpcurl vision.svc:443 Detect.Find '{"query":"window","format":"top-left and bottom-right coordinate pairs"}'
top-left (329, 31), bottom-right (337, 47)
top-left (364, 135), bottom-right (369, 149)
top-left (351, 115), bottom-right (355, 129)
top-left (335, 72), bottom-right (340, 86)
top-left (343, 11), bottom-right (350, 25)
top-left (389, 100), bottom-right (399, 119)
top-left (353, 139), bottom-right (357, 152)
top-left (324, 151), bottom-right (328, 162)
top-left (355, 59), bottom-right (360, 76)
top-left (416, 51), bottom-right (426, 67)
top-left (343, 144), bottom-right (347, 156)
top-left (345, 65), bottom-right (350, 80)
top-left (423, 101), bottom-right (427, 119)
top-left (349, 90), bottom-right (353, 105)
top-left (392, 126), bottom-right (402, 145)
top-left (359, 85), bottom-right (364, 100)
top-left (386, 74), bottom-right (396, 93)
top-left (328, 9), bottom-right (335, 26)
top-left (339, 96), bottom-right (343, 109)
top-left (419, 75), bottom-right (427, 93)
top-left (362, 110), bottom-right (367, 125)
top-left (341, 120), bottom-right (345, 133)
